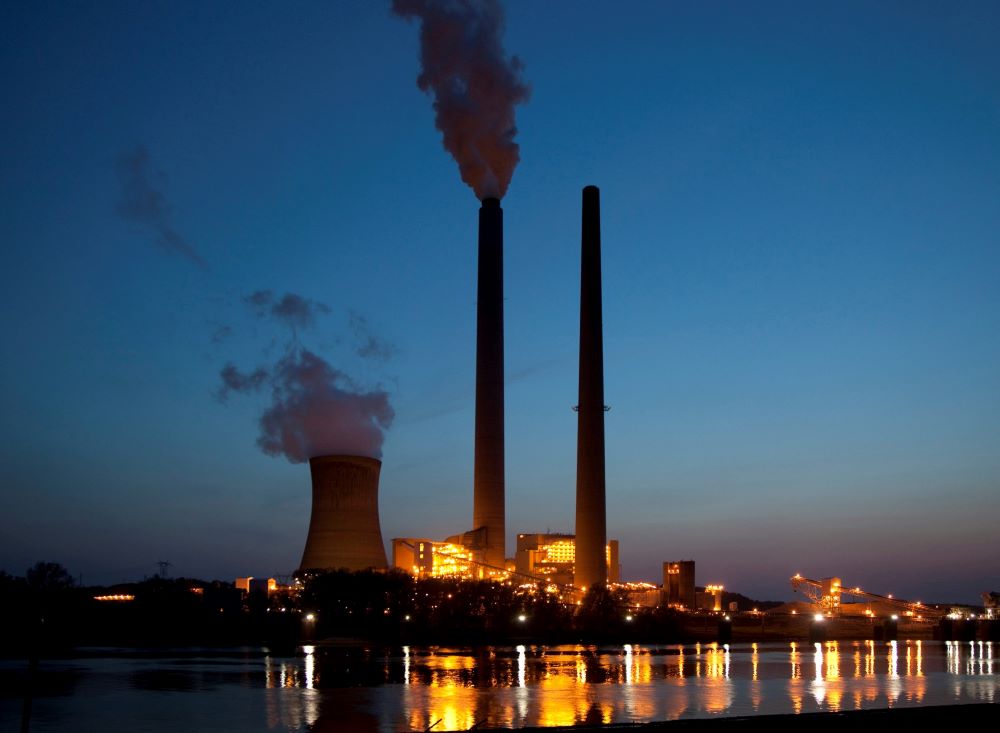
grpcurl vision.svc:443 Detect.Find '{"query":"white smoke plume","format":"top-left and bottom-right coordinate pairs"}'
top-left (393, 0), bottom-right (529, 200)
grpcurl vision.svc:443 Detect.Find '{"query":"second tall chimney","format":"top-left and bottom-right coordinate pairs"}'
top-left (474, 197), bottom-right (505, 569)
top-left (574, 185), bottom-right (607, 591)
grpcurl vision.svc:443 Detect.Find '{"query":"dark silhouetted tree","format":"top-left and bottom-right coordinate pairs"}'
top-left (25, 562), bottom-right (75, 592)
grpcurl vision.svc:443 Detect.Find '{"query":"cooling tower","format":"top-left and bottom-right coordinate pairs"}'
top-left (574, 185), bottom-right (607, 590)
top-left (473, 197), bottom-right (506, 569)
top-left (298, 455), bottom-right (387, 572)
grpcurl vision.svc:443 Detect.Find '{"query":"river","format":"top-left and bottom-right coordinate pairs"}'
top-left (1, 640), bottom-right (995, 731)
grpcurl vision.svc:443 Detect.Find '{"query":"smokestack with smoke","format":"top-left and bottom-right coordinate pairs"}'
top-left (473, 196), bottom-right (505, 568)
top-left (392, 0), bottom-right (529, 200)
top-left (393, 1), bottom-right (525, 567)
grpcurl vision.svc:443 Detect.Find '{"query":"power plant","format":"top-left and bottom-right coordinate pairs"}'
top-left (390, 187), bottom-right (614, 591)
top-left (296, 198), bottom-right (509, 580)
top-left (296, 187), bottom-right (662, 596)
top-left (287, 189), bottom-right (756, 612)
top-left (298, 455), bottom-right (387, 573)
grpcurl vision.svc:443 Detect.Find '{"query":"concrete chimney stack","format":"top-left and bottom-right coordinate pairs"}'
top-left (298, 455), bottom-right (387, 572)
top-left (574, 185), bottom-right (607, 590)
top-left (473, 197), bottom-right (506, 569)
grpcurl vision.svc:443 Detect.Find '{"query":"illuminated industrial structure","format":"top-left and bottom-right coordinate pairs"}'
top-left (298, 455), bottom-right (388, 573)
top-left (236, 577), bottom-right (278, 595)
top-left (392, 539), bottom-right (483, 579)
top-left (515, 533), bottom-right (620, 586)
top-left (663, 560), bottom-right (696, 609)
top-left (791, 573), bottom-right (944, 619)
top-left (985, 592), bottom-right (999, 620)
top-left (699, 584), bottom-right (725, 612)
top-left (391, 532), bottom-right (621, 586)
top-left (617, 582), bottom-right (661, 608)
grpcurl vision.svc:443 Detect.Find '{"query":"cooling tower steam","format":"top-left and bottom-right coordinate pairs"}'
top-left (392, 0), bottom-right (529, 200)
top-left (218, 291), bottom-right (395, 462)
top-left (219, 347), bottom-right (394, 463)
top-left (243, 289), bottom-right (331, 333)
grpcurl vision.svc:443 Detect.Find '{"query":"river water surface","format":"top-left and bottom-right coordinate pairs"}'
top-left (1, 640), bottom-right (995, 731)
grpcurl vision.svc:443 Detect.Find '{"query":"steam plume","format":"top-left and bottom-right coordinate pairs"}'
top-left (210, 325), bottom-right (233, 345)
top-left (115, 145), bottom-right (208, 269)
top-left (218, 348), bottom-right (393, 462)
top-left (350, 310), bottom-right (397, 361)
top-left (259, 348), bottom-right (394, 462)
top-left (393, 0), bottom-right (529, 200)
top-left (218, 291), bottom-right (395, 462)
top-left (217, 363), bottom-right (268, 402)
top-left (243, 290), bottom-right (331, 333)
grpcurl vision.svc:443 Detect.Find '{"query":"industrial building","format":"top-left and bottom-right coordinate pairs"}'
top-left (515, 533), bottom-right (620, 586)
top-left (697, 585), bottom-right (725, 612)
top-left (391, 538), bottom-right (483, 579)
top-left (662, 561), bottom-right (726, 611)
top-left (299, 188), bottom-right (671, 598)
top-left (389, 532), bottom-right (621, 587)
top-left (663, 561), bottom-right (696, 609)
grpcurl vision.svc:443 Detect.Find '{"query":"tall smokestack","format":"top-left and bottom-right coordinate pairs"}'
top-left (474, 197), bottom-right (505, 569)
top-left (574, 185), bottom-right (607, 591)
top-left (298, 455), bottom-right (387, 572)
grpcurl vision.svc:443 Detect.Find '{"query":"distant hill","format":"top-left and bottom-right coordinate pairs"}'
top-left (720, 591), bottom-right (784, 612)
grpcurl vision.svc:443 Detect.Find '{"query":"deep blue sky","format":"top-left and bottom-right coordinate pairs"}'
top-left (2, 1), bottom-right (998, 602)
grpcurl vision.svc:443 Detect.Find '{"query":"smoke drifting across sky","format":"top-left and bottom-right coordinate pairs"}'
top-left (218, 292), bottom-right (395, 462)
top-left (115, 145), bottom-right (208, 269)
top-left (393, 0), bottom-right (529, 200)
top-left (350, 310), bottom-right (397, 361)
top-left (243, 289), bottom-right (331, 334)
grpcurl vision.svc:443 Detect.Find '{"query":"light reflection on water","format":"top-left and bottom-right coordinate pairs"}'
top-left (2, 641), bottom-right (996, 732)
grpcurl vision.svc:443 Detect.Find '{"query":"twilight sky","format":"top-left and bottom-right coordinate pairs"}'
top-left (2, 1), bottom-right (998, 603)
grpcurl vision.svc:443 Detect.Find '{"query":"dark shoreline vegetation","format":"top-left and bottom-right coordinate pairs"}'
top-left (2, 565), bottom-right (994, 657)
top-left (1, 565), bottom-right (698, 653)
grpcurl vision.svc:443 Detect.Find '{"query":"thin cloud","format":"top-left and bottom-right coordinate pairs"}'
top-left (349, 310), bottom-right (397, 361)
top-left (210, 325), bottom-right (233, 345)
top-left (216, 363), bottom-right (269, 403)
top-left (243, 290), bottom-right (331, 334)
top-left (115, 145), bottom-right (208, 269)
